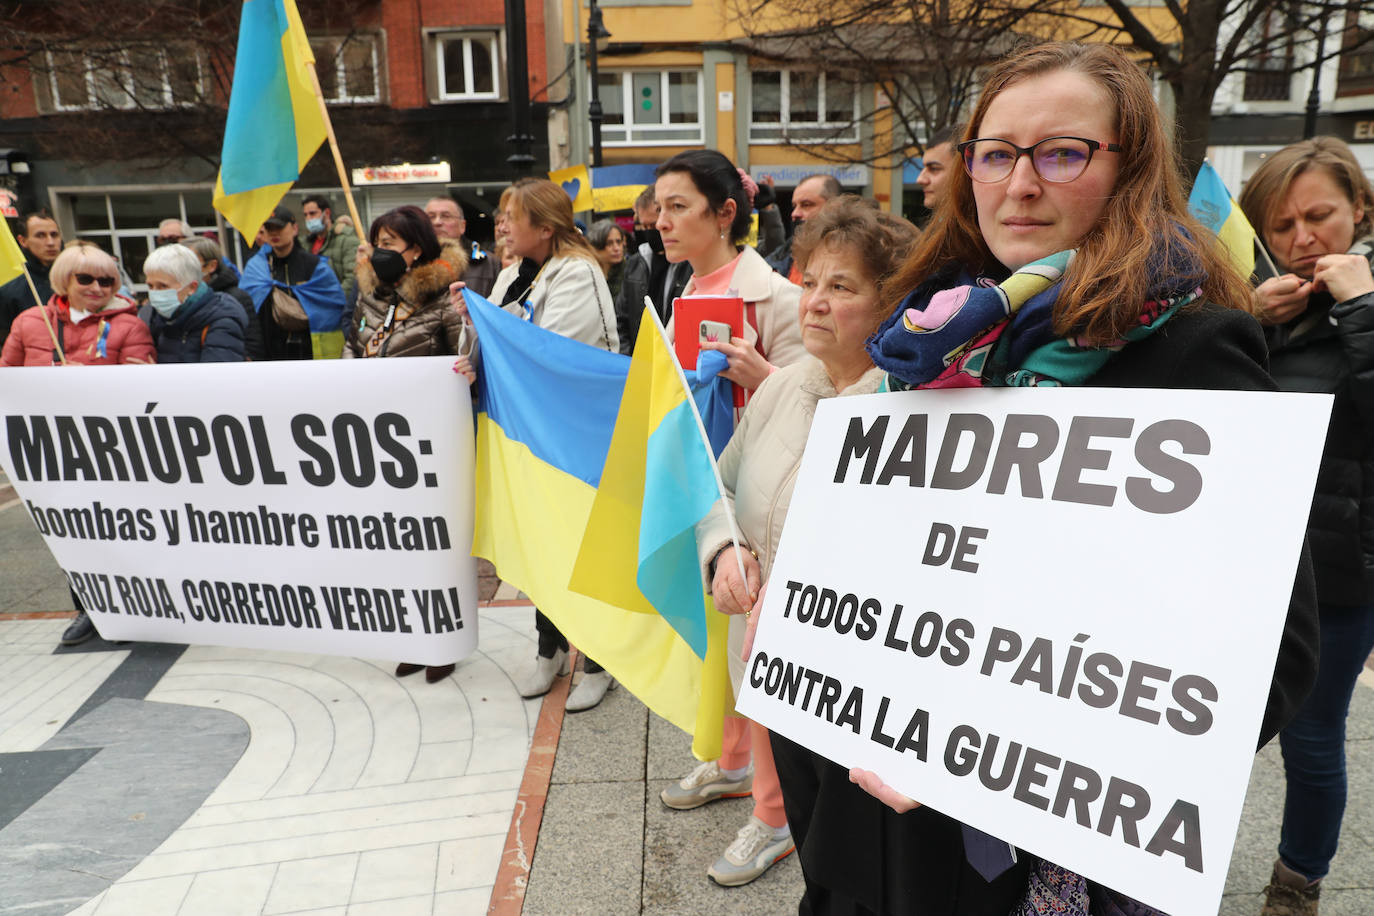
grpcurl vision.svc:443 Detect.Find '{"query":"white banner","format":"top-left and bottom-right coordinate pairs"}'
top-left (735, 386), bottom-right (1331, 916)
top-left (0, 358), bottom-right (477, 665)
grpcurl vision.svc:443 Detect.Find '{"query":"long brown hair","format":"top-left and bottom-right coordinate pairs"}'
top-left (1238, 136), bottom-right (1374, 244)
top-left (500, 178), bottom-right (600, 265)
top-left (887, 42), bottom-right (1254, 343)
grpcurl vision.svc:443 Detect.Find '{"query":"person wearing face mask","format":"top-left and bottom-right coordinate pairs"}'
top-left (180, 236), bottom-right (264, 360)
top-left (1237, 137), bottom-right (1374, 914)
top-left (141, 244), bottom-right (247, 363)
top-left (345, 206), bottom-right (468, 682)
top-left (302, 195), bottom-right (359, 303)
top-left (240, 205), bottom-right (348, 360)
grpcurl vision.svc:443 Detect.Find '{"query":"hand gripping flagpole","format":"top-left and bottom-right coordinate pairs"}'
top-left (641, 298), bottom-right (752, 591)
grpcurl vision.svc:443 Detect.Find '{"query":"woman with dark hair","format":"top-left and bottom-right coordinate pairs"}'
top-left (344, 205), bottom-right (466, 361)
top-left (736, 41), bottom-right (1319, 915)
top-left (588, 218), bottom-right (651, 354)
top-left (655, 150), bottom-right (806, 391)
top-left (345, 205), bottom-right (467, 683)
top-left (1238, 136), bottom-right (1374, 914)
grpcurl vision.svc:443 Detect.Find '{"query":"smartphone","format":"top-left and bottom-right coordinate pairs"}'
top-left (699, 319), bottom-right (732, 345)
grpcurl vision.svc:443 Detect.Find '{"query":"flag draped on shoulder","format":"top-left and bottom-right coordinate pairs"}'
top-left (239, 246), bottom-right (347, 357)
top-left (1189, 160), bottom-right (1259, 279)
top-left (213, 0), bottom-right (327, 239)
top-left (465, 291), bottom-right (735, 760)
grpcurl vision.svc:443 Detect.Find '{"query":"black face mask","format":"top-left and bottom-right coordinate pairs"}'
top-left (370, 247), bottom-right (409, 285)
top-left (634, 228), bottom-right (663, 254)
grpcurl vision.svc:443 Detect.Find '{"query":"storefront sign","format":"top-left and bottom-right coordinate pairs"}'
top-left (351, 162), bottom-right (453, 185)
top-left (748, 164), bottom-right (870, 187)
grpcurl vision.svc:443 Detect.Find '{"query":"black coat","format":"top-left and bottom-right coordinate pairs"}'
top-left (206, 261), bottom-right (265, 360)
top-left (1261, 246), bottom-right (1374, 607)
top-left (773, 303), bottom-right (1319, 916)
top-left (0, 248), bottom-right (52, 347)
top-left (613, 252), bottom-right (651, 354)
top-left (149, 288), bottom-right (248, 363)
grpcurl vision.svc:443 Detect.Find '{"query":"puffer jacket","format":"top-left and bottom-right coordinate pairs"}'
top-left (344, 239), bottom-right (468, 358)
top-left (695, 357), bottom-right (886, 694)
top-left (206, 261), bottom-right (265, 360)
top-left (1264, 239), bottom-right (1374, 606)
top-left (148, 285), bottom-right (248, 363)
top-left (1, 294), bottom-right (155, 366)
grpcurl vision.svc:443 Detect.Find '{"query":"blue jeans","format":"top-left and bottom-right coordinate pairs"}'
top-left (1277, 601), bottom-right (1374, 880)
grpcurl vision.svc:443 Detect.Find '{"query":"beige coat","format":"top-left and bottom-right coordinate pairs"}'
top-left (667, 245), bottom-right (807, 371)
top-left (695, 357), bottom-right (886, 693)
top-left (488, 253), bottom-right (619, 352)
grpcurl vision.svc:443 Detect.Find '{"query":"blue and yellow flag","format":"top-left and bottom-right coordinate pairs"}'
top-left (0, 216), bottom-right (26, 286)
top-left (590, 164), bottom-right (657, 213)
top-left (1189, 160), bottom-right (1257, 278)
top-left (465, 291), bottom-right (734, 760)
top-left (213, 0), bottom-right (327, 239)
top-left (239, 246), bottom-right (347, 357)
top-left (548, 164), bottom-right (594, 212)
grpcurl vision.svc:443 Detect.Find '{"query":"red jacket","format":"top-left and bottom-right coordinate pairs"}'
top-left (0, 295), bottom-right (156, 367)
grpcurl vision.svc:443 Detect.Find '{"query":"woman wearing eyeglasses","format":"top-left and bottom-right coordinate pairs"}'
top-left (757, 42), bottom-right (1319, 915)
top-left (2, 242), bottom-right (154, 650)
top-left (1, 242), bottom-right (154, 368)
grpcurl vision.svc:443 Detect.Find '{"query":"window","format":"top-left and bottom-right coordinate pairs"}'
top-left (435, 32), bottom-right (501, 101)
top-left (45, 45), bottom-right (207, 112)
top-left (1243, 8), bottom-right (1295, 102)
top-left (311, 34), bottom-right (382, 104)
top-left (1337, 11), bottom-right (1374, 98)
top-left (597, 71), bottom-right (703, 145)
top-left (63, 188), bottom-right (223, 290)
top-left (750, 70), bottom-right (859, 143)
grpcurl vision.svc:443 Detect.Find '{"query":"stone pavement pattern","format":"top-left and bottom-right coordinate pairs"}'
top-left (1, 471), bottom-right (1372, 914)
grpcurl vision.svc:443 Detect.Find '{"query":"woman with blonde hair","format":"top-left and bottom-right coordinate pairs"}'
top-left (750, 40), bottom-right (1319, 915)
top-left (2, 242), bottom-right (155, 649)
top-left (1238, 136), bottom-right (1374, 914)
top-left (455, 177), bottom-right (619, 711)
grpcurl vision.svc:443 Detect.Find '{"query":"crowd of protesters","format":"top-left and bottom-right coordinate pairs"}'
top-left (3, 37), bottom-right (1372, 915)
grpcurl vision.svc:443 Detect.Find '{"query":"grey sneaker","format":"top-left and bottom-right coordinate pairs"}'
top-left (660, 761), bottom-right (753, 810)
top-left (707, 816), bottom-right (794, 886)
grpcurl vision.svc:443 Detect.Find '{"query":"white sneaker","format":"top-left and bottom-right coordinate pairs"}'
top-left (707, 816), bottom-right (794, 887)
top-left (565, 670), bottom-right (615, 711)
top-left (518, 648), bottom-right (569, 698)
top-left (660, 760), bottom-right (753, 810)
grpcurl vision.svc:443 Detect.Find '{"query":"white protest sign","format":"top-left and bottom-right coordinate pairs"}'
top-left (735, 386), bottom-right (1330, 916)
top-left (0, 358), bottom-right (477, 665)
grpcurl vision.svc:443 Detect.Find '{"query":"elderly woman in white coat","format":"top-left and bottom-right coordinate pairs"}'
top-left (660, 198), bottom-right (918, 888)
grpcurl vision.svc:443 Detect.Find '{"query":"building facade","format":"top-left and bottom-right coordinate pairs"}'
top-left (0, 0), bottom-right (557, 284)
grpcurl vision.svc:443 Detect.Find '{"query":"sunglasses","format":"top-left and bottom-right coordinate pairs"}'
top-left (73, 273), bottom-right (116, 288)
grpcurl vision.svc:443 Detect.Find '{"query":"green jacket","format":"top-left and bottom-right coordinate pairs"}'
top-left (312, 222), bottom-right (360, 301)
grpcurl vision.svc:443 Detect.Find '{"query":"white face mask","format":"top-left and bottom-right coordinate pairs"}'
top-left (147, 287), bottom-right (181, 318)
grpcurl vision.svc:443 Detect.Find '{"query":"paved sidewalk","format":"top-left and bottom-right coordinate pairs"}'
top-left (1, 478), bottom-right (1371, 914)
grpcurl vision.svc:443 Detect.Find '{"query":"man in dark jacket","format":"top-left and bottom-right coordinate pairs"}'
top-left (425, 196), bottom-right (499, 298)
top-left (253, 205), bottom-right (342, 360)
top-left (0, 210), bottom-right (62, 345)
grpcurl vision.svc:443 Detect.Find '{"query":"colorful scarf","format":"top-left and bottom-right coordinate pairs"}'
top-left (868, 250), bottom-right (1201, 389)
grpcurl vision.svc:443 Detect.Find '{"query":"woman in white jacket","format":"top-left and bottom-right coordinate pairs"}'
top-left (462, 178), bottom-right (620, 712)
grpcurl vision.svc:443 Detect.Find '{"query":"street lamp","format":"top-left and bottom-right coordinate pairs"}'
top-left (587, 1), bottom-right (612, 168)
top-left (1302, 14), bottom-right (1329, 139)
top-left (504, 0), bottom-right (536, 172)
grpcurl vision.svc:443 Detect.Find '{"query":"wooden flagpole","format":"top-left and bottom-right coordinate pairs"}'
top-left (23, 266), bottom-right (66, 365)
top-left (304, 63), bottom-right (365, 236)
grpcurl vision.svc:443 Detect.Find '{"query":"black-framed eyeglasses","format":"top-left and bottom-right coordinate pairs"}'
top-left (958, 136), bottom-right (1122, 184)
top-left (73, 273), bottom-right (116, 288)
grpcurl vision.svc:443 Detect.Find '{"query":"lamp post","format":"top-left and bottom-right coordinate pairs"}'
top-left (587, 1), bottom-right (612, 168)
top-left (1302, 7), bottom-right (1330, 139)
top-left (503, 0), bottom-right (535, 172)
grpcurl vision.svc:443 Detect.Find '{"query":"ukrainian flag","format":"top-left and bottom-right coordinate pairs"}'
top-left (213, 0), bottom-right (327, 239)
top-left (590, 164), bottom-right (659, 213)
top-left (1189, 160), bottom-right (1257, 278)
top-left (466, 292), bottom-right (734, 760)
top-left (0, 216), bottom-right (26, 286)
